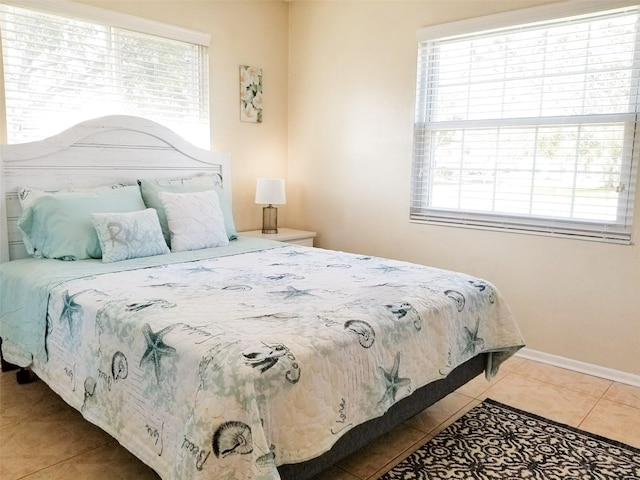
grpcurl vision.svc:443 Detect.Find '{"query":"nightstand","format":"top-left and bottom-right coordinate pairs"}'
top-left (240, 228), bottom-right (317, 247)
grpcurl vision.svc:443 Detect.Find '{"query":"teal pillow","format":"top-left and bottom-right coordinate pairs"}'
top-left (17, 185), bottom-right (146, 260)
top-left (92, 208), bottom-right (170, 263)
top-left (138, 174), bottom-right (238, 246)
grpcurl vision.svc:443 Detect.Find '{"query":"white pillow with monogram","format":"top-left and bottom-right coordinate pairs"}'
top-left (158, 190), bottom-right (229, 252)
top-left (91, 208), bottom-right (169, 263)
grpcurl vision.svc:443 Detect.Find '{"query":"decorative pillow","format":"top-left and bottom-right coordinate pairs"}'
top-left (17, 185), bottom-right (146, 260)
top-left (158, 190), bottom-right (229, 252)
top-left (91, 209), bottom-right (169, 263)
top-left (138, 173), bottom-right (238, 246)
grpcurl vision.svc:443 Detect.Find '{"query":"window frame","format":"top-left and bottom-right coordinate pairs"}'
top-left (411, 0), bottom-right (640, 244)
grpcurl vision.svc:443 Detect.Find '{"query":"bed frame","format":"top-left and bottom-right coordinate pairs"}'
top-left (0, 116), bottom-right (486, 479)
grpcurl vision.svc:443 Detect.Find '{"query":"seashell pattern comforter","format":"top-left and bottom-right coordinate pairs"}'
top-left (0, 240), bottom-right (524, 480)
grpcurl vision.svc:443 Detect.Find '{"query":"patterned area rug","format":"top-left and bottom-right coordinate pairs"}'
top-left (381, 398), bottom-right (640, 479)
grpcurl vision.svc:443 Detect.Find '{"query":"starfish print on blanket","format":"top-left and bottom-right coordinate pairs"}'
top-left (140, 323), bottom-right (178, 383)
top-left (185, 265), bottom-right (216, 273)
top-left (59, 290), bottom-right (87, 334)
top-left (281, 249), bottom-right (309, 257)
top-left (461, 318), bottom-right (485, 357)
top-left (373, 265), bottom-right (403, 274)
top-left (273, 286), bottom-right (314, 300)
top-left (378, 352), bottom-right (410, 409)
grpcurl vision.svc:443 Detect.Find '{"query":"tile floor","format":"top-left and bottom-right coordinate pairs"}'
top-left (1, 356), bottom-right (639, 480)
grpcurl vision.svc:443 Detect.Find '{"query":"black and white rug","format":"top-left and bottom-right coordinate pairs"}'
top-left (380, 398), bottom-right (640, 479)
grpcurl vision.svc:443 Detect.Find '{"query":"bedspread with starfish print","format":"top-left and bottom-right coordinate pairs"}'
top-left (5, 242), bottom-right (524, 480)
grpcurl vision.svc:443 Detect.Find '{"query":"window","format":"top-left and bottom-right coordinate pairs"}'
top-left (0, 2), bottom-right (209, 147)
top-left (411, 4), bottom-right (639, 243)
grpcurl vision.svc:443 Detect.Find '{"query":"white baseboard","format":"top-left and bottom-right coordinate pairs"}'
top-left (516, 348), bottom-right (640, 388)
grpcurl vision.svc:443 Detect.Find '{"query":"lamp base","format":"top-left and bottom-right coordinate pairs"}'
top-left (262, 205), bottom-right (278, 234)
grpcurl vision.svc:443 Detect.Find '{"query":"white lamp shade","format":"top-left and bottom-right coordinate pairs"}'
top-left (255, 178), bottom-right (286, 205)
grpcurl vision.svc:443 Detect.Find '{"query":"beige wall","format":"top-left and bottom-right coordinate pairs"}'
top-left (288, 0), bottom-right (640, 376)
top-left (77, 0), bottom-right (290, 232)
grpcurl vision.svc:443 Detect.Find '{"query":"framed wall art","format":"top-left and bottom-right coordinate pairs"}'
top-left (240, 65), bottom-right (263, 123)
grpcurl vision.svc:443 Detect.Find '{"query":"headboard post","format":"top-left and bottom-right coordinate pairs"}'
top-left (1, 115), bottom-right (232, 263)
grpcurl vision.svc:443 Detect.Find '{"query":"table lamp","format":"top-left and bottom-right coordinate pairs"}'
top-left (255, 178), bottom-right (286, 234)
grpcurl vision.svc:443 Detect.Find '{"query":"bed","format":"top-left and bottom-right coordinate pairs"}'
top-left (0, 116), bottom-right (525, 480)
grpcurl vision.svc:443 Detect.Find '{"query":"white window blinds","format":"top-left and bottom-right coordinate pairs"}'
top-left (0, 3), bottom-right (209, 147)
top-left (411, 5), bottom-right (639, 243)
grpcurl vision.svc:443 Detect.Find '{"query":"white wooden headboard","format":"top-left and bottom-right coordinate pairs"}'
top-left (0, 115), bottom-right (231, 263)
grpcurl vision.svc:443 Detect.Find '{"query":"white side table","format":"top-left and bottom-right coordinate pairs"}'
top-left (240, 228), bottom-right (317, 247)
